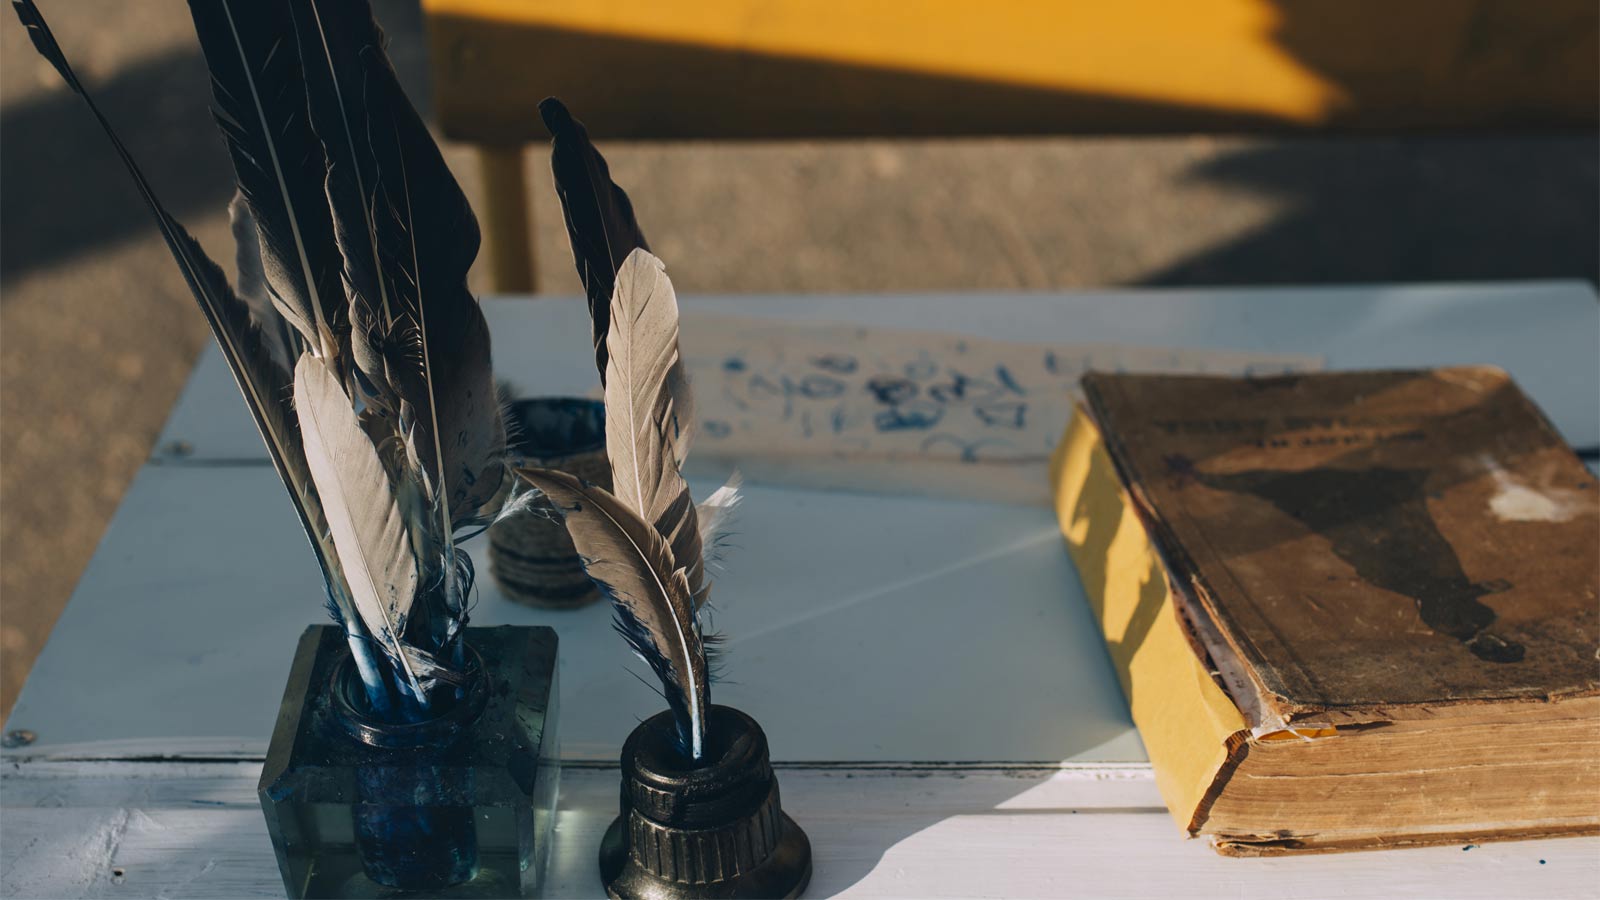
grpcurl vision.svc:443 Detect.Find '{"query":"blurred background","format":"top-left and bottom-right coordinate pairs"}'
top-left (1, 0), bottom-right (1595, 719)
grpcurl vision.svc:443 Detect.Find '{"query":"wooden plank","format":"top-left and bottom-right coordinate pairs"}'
top-left (4, 761), bottom-right (1595, 899)
top-left (0, 760), bottom-right (1159, 809)
top-left (421, 0), bottom-right (1597, 140)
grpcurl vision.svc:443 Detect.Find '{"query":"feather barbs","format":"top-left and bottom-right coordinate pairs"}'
top-left (14, 0), bottom-right (508, 719)
top-left (294, 356), bottom-right (425, 698)
top-left (604, 250), bottom-right (708, 602)
top-left (516, 467), bottom-right (710, 759)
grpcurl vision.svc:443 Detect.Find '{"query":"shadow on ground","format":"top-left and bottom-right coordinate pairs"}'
top-left (0, 48), bottom-right (228, 284)
top-left (0, 0), bottom-right (432, 286)
top-left (1144, 135), bottom-right (1599, 286)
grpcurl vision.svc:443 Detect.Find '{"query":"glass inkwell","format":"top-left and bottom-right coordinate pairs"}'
top-left (260, 625), bottom-right (560, 898)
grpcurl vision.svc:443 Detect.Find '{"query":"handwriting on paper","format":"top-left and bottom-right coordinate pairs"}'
top-left (678, 314), bottom-right (1322, 505)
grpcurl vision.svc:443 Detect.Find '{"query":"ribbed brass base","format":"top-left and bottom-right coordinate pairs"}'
top-left (599, 707), bottom-right (811, 899)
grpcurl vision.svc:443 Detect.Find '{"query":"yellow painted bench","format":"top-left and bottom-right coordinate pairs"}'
top-left (420, 0), bottom-right (1598, 290)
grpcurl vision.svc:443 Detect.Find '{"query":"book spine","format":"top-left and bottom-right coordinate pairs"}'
top-left (1049, 407), bottom-right (1250, 835)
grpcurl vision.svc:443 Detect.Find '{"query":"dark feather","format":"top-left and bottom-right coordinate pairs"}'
top-left (189, 0), bottom-right (346, 364)
top-left (10, 0), bottom-right (78, 91)
top-left (16, 0), bottom-right (496, 717)
top-left (290, 0), bottom-right (505, 523)
top-left (540, 98), bottom-right (649, 383)
top-left (228, 193), bottom-right (298, 366)
top-left (288, 0), bottom-right (403, 388)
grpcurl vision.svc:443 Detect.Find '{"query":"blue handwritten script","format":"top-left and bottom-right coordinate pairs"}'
top-left (679, 314), bottom-right (1321, 486)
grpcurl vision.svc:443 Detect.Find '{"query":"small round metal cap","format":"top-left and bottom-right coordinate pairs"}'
top-left (600, 706), bottom-right (812, 899)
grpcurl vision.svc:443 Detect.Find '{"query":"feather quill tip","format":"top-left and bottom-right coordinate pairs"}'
top-left (538, 97), bottom-right (574, 135)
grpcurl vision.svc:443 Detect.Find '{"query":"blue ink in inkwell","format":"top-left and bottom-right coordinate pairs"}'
top-left (260, 626), bottom-right (560, 898)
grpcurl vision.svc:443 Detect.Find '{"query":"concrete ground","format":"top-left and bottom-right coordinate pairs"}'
top-left (1, 1), bottom-right (1595, 719)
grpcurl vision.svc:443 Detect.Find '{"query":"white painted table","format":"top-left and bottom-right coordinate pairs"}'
top-left (5, 282), bottom-right (1597, 899)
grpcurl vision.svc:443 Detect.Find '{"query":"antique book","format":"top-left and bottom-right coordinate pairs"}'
top-left (1050, 366), bottom-right (1599, 855)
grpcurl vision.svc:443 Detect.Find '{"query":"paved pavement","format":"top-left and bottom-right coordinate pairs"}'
top-left (1, 0), bottom-right (1594, 719)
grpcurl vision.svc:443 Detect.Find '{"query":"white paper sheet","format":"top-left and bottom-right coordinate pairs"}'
top-left (678, 313), bottom-right (1323, 505)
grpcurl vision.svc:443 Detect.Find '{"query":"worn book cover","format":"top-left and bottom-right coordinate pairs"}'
top-left (1053, 366), bottom-right (1600, 854)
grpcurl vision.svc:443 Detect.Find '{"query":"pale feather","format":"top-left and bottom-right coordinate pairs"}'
top-left (604, 249), bottom-right (707, 599)
top-left (692, 471), bottom-right (742, 608)
top-left (294, 355), bottom-right (422, 695)
top-left (697, 471), bottom-right (742, 546)
top-left (517, 467), bottom-right (708, 759)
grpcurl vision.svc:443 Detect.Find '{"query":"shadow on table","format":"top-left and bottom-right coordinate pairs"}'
top-left (1141, 135), bottom-right (1599, 289)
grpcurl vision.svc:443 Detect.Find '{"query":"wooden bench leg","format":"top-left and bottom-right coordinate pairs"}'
top-left (478, 144), bottom-right (534, 294)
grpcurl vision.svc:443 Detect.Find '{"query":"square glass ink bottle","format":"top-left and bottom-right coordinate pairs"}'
top-left (259, 625), bottom-right (560, 898)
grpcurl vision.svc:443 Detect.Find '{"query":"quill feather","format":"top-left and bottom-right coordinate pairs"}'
top-left (518, 468), bottom-right (709, 759)
top-left (227, 193), bottom-right (272, 325)
top-left (189, 0), bottom-right (345, 363)
top-left (697, 472), bottom-right (742, 548)
top-left (540, 98), bottom-right (649, 384)
top-left (604, 250), bottom-right (706, 601)
top-left (291, 0), bottom-right (505, 522)
top-left (228, 193), bottom-right (297, 367)
top-left (10, 0), bottom-right (77, 91)
top-left (7, 0), bottom-right (351, 620)
top-left (294, 356), bottom-right (424, 698)
top-left (16, 0), bottom-right (491, 715)
top-left (692, 472), bottom-right (742, 607)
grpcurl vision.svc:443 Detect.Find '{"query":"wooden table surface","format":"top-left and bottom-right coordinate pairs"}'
top-left (4, 282), bottom-right (1597, 898)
